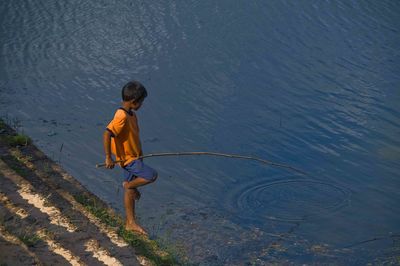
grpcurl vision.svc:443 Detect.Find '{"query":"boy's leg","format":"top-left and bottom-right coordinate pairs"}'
top-left (123, 176), bottom-right (155, 189)
top-left (122, 161), bottom-right (157, 234)
top-left (124, 187), bottom-right (147, 235)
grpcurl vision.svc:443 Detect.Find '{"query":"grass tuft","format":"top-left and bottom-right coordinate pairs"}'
top-left (0, 119), bottom-right (6, 129)
top-left (0, 154), bottom-right (31, 177)
top-left (4, 134), bottom-right (31, 147)
top-left (75, 195), bottom-right (119, 227)
top-left (0, 119), bottom-right (30, 147)
top-left (18, 233), bottom-right (41, 247)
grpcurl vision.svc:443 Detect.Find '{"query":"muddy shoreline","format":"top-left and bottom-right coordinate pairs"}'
top-left (0, 119), bottom-right (182, 265)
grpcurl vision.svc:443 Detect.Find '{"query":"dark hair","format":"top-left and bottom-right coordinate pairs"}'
top-left (121, 81), bottom-right (147, 102)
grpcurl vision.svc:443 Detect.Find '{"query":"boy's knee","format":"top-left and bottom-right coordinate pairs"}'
top-left (125, 187), bottom-right (135, 195)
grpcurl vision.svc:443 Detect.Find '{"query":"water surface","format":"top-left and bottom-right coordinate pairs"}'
top-left (1, 1), bottom-right (399, 264)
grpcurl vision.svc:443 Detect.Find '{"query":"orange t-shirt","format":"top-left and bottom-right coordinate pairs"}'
top-left (106, 108), bottom-right (142, 166)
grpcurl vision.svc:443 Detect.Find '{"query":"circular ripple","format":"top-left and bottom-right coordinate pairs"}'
top-left (232, 179), bottom-right (350, 222)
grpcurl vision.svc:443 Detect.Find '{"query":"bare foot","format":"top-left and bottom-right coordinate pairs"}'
top-left (125, 222), bottom-right (148, 236)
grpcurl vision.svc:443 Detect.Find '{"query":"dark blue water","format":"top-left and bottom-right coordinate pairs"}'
top-left (1, 1), bottom-right (399, 264)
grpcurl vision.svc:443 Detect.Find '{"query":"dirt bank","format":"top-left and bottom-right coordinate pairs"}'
top-left (0, 119), bottom-right (180, 266)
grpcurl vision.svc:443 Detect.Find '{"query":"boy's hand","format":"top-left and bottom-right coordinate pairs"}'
top-left (105, 157), bottom-right (115, 169)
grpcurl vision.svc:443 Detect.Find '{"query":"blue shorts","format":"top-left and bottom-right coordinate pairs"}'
top-left (123, 160), bottom-right (157, 182)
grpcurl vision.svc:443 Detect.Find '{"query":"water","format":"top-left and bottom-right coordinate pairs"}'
top-left (1, 0), bottom-right (399, 264)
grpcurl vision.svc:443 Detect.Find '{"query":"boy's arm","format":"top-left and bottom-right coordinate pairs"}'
top-left (103, 130), bottom-right (115, 169)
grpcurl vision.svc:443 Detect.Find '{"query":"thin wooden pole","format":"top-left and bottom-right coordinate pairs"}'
top-left (96, 160), bottom-right (124, 168)
top-left (96, 151), bottom-right (307, 175)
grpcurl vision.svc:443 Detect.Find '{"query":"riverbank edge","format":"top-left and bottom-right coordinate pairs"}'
top-left (0, 118), bottom-right (185, 265)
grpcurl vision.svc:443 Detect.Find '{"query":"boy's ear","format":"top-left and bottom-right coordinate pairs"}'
top-left (134, 97), bottom-right (144, 104)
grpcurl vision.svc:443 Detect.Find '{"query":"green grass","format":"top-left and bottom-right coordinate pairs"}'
top-left (74, 194), bottom-right (181, 266)
top-left (74, 195), bottom-right (119, 227)
top-left (0, 154), bottom-right (31, 177)
top-left (0, 119), bottom-right (6, 129)
top-left (0, 119), bottom-right (31, 147)
top-left (4, 134), bottom-right (31, 147)
top-left (18, 233), bottom-right (41, 247)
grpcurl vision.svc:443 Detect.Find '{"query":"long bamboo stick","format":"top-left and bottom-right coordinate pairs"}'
top-left (96, 151), bottom-right (307, 175)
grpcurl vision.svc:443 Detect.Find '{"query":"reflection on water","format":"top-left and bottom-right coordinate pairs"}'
top-left (1, 0), bottom-right (399, 264)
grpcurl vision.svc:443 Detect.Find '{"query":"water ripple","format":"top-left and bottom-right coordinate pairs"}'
top-left (225, 177), bottom-right (351, 223)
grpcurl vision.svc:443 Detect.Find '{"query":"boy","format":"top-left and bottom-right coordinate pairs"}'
top-left (103, 80), bottom-right (158, 235)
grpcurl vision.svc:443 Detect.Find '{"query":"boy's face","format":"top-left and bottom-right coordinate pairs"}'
top-left (130, 98), bottom-right (144, 111)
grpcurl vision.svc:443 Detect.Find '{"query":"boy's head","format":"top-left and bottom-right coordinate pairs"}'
top-left (122, 81), bottom-right (147, 110)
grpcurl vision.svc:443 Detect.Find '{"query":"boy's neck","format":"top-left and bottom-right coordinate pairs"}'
top-left (121, 102), bottom-right (132, 112)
